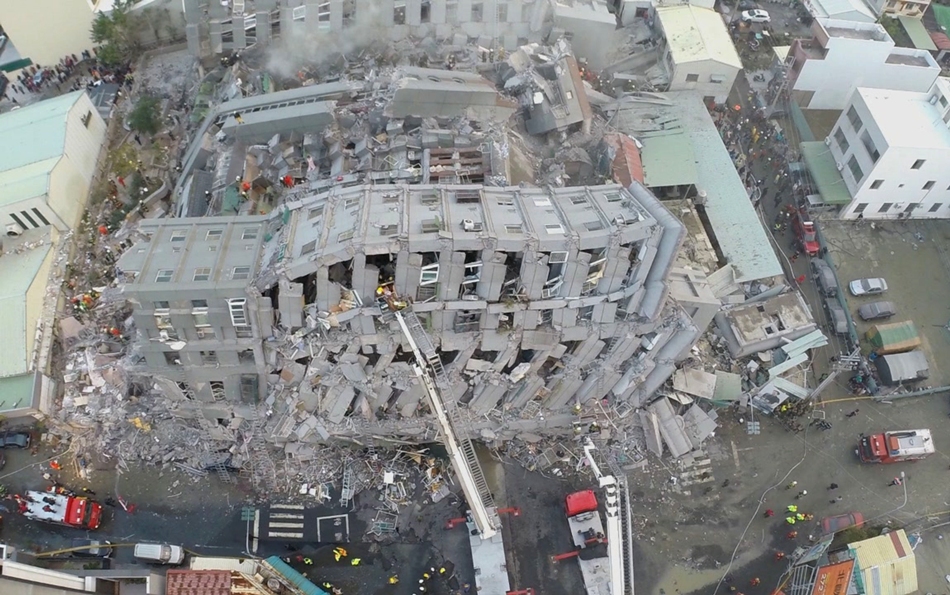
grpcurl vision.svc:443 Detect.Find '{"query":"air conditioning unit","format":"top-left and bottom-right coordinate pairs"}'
top-left (824, 136), bottom-right (832, 146)
top-left (836, 162), bottom-right (844, 171)
top-left (5, 224), bottom-right (21, 237)
top-left (930, 95), bottom-right (939, 105)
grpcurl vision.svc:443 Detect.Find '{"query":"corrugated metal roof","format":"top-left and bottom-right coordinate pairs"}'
top-left (0, 373), bottom-right (37, 414)
top-left (664, 92), bottom-right (782, 282)
top-left (809, 0), bottom-right (877, 21)
top-left (850, 530), bottom-right (917, 595)
top-left (640, 133), bottom-right (699, 187)
top-left (657, 5), bottom-right (743, 69)
top-left (264, 556), bottom-right (329, 595)
top-left (0, 233), bottom-right (55, 379)
top-left (0, 91), bottom-right (83, 209)
top-left (800, 142), bottom-right (853, 205)
top-left (899, 16), bottom-right (938, 51)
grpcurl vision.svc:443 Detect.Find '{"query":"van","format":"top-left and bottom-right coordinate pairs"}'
top-left (810, 259), bottom-right (837, 297)
top-left (133, 543), bottom-right (185, 565)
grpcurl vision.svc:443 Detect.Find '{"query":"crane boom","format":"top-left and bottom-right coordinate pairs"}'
top-left (582, 442), bottom-right (626, 595)
top-left (395, 310), bottom-right (497, 538)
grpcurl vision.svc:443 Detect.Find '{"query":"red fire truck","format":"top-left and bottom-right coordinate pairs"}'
top-left (858, 429), bottom-right (934, 463)
top-left (16, 489), bottom-right (103, 530)
top-left (792, 211), bottom-right (820, 257)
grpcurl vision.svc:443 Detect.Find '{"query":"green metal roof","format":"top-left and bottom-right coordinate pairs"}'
top-left (639, 133), bottom-right (699, 188)
top-left (800, 141), bottom-right (853, 206)
top-left (0, 374), bottom-right (36, 414)
top-left (933, 4), bottom-right (950, 37)
top-left (0, 239), bottom-right (54, 378)
top-left (899, 16), bottom-right (938, 51)
top-left (0, 91), bottom-right (84, 209)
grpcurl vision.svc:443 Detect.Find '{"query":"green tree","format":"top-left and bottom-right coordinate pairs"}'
top-left (90, 0), bottom-right (140, 66)
top-left (128, 96), bottom-right (161, 136)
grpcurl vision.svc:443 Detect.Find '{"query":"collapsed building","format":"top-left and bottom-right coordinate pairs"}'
top-left (115, 180), bottom-right (699, 447)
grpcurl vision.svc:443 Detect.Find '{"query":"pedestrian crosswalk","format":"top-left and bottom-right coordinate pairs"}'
top-left (263, 503), bottom-right (305, 539)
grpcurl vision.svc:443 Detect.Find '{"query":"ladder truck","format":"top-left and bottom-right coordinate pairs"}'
top-left (394, 308), bottom-right (513, 594)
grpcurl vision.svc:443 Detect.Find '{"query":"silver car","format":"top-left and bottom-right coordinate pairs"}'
top-left (857, 301), bottom-right (896, 321)
top-left (849, 278), bottom-right (888, 296)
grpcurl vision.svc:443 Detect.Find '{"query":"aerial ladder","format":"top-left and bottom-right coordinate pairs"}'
top-left (394, 308), bottom-right (498, 539)
top-left (580, 440), bottom-right (633, 595)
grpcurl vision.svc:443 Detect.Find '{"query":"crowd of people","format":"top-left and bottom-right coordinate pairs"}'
top-left (2, 47), bottom-right (134, 106)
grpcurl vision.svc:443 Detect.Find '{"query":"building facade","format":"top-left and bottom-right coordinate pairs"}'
top-left (192, 0), bottom-right (549, 57)
top-left (0, 92), bottom-right (108, 234)
top-left (116, 217), bottom-right (273, 407)
top-left (824, 80), bottom-right (950, 219)
top-left (788, 19), bottom-right (939, 110)
top-left (120, 183), bottom-right (702, 442)
top-left (656, 6), bottom-right (742, 104)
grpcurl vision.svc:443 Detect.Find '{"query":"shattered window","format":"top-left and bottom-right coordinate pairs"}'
top-left (301, 240), bottom-right (318, 255)
top-left (164, 352), bottom-right (181, 366)
top-left (201, 351), bottom-right (218, 364)
top-left (154, 310), bottom-right (173, 329)
top-left (420, 263), bottom-right (440, 285)
top-left (292, 5), bottom-right (305, 20)
top-left (318, 0), bottom-right (330, 22)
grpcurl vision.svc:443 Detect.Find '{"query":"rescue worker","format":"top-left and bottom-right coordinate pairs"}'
top-left (786, 531), bottom-right (798, 540)
top-left (786, 481), bottom-right (797, 490)
top-left (350, 558), bottom-right (361, 566)
top-left (775, 552), bottom-right (786, 561)
top-left (764, 509), bottom-right (774, 517)
top-left (333, 547), bottom-right (347, 562)
top-left (388, 576), bottom-right (399, 585)
top-left (786, 505), bottom-right (798, 513)
top-left (796, 513), bottom-right (806, 521)
top-left (785, 517), bottom-right (796, 525)
top-left (750, 578), bottom-right (761, 586)
top-left (303, 558), bottom-right (313, 565)
top-left (439, 567), bottom-right (447, 575)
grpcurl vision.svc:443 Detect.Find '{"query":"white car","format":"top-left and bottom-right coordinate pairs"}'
top-left (741, 9), bottom-right (771, 22)
top-left (849, 278), bottom-right (888, 296)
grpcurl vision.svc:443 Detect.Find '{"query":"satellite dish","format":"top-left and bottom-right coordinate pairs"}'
top-left (167, 340), bottom-right (187, 351)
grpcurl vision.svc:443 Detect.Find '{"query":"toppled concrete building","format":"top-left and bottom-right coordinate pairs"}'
top-left (714, 292), bottom-right (818, 358)
top-left (175, 68), bottom-right (513, 219)
top-left (500, 41), bottom-right (594, 136)
top-left (116, 181), bottom-right (700, 444)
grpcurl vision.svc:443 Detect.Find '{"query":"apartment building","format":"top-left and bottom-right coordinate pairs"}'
top-left (196, 0), bottom-right (548, 56)
top-left (118, 182), bottom-right (702, 441)
top-left (804, 79), bottom-right (950, 219)
top-left (116, 217), bottom-right (273, 406)
top-left (788, 19), bottom-right (939, 110)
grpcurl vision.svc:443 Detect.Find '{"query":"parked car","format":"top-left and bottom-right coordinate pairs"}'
top-left (849, 277), bottom-right (888, 296)
top-left (810, 259), bottom-right (838, 297)
top-left (824, 299), bottom-right (848, 335)
top-left (857, 300), bottom-right (897, 321)
top-left (71, 538), bottom-right (113, 558)
top-left (0, 431), bottom-right (31, 449)
top-left (741, 9), bottom-right (771, 22)
top-left (134, 543), bottom-right (185, 565)
top-left (821, 512), bottom-right (865, 534)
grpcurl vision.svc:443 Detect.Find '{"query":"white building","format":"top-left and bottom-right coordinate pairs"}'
top-left (801, 0), bottom-right (881, 22)
top-left (656, 5), bottom-right (742, 104)
top-left (0, 91), bottom-right (108, 234)
top-left (789, 19), bottom-right (939, 110)
top-left (805, 79), bottom-right (950, 219)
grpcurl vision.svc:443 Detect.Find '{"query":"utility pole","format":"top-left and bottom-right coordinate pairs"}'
top-left (807, 348), bottom-right (861, 401)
